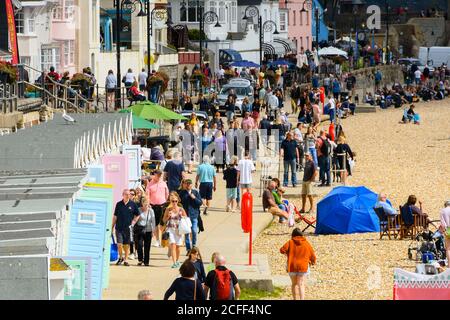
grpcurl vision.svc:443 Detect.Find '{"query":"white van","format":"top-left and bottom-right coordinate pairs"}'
top-left (419, 47), bottom-right (450, 67)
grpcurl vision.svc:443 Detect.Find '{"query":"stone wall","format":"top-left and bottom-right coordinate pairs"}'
top-left (352, 65), bottom-right (404, 96)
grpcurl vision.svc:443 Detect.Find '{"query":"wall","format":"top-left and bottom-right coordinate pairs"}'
top-left (280, 0), bottom-right (312, 51)
top-left (407, 17), bottom-right (446, 47)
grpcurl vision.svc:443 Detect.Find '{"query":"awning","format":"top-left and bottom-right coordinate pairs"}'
top-left (262, 41), bottom-right (285, 56)
top-left (274, 38), bottom-right (297, 54)
top-left (219, 49), bottom-right (243, 64)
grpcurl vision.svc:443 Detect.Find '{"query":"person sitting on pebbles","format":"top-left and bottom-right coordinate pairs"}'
top-left (400, 104), bottom-right (420, 125)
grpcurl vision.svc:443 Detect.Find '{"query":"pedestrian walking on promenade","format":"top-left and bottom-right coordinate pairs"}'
top-left (179, 179), bottom-right (202, 251)
top-left (135, 198), bottom-right (156, 266)
top-left (300, 153), bottom-right (317, 214)
top-left (164, 260), bottom-right (206, 300)
top-left (204, 255), bottom-right (241, 300)
top-left (162, 192), bottom-right (188, 268)
top-left (280, 132), bottom-right (299, 188)
top-left (112, 189), bottom-right (141, 267)
top-left (196, 156), bottom-right (217, 216)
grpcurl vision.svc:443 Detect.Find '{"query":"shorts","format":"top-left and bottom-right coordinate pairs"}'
top-left (168, 228), bottom-right (184, 246)
top-left (139, 84), bottom-right (146, 91)
top-left (289, 268), bottom-right (310, 277)
top-left (106, 88), bottom-right (115, 94)
top-left (199, 182), bottom-right (213, 200)
top-left (116, 229), bottom-right (131, 245)
top-left (152, 204), bottom-right (164, 225)
top-left (301, 181), bottom-right (313, 195)
top-left (226, 188), bottom-right (237, 200)
top-left (240, 183), bottom-right (252, 189)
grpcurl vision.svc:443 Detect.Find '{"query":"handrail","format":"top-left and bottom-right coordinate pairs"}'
top-left (14, 64), bottom-right (94, 113)
top-left (21, 81), bottom-right (85, 113)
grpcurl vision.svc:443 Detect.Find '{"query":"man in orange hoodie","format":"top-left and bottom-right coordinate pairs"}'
top-left (280, 228), bottom-right (316, 300)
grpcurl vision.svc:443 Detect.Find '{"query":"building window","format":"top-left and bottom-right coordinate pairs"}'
top-left (180, 1), bottom-right (204, 22)
top-left (53, 4), bottom-right (63, 20)
top-left (64, 40), bottom-right (75, 66)
top-left (41, 47), bottom-right (61, 71)
top-left (218, 2), bottom-right (225, 23)
top-left (20, 56), bottom-right (31, 66)
top-left (293, 10), bottom-right (296, 26)
top-left (15, 11), bottom-right (24, 34)
top-left (28, 18), bottom-right (35, 33)
top-left (306, 11), bottom-right (310, 25)
top-left (306, 36), bottom-right (310, 49)
top-left (64, 0), bottom-right (75, 20)
top-left (232, 2), bottom-right (237, 23)
top-left (210, 1), bottom-right (217, 14)
top-left (300, 10), bottom-right (303, 26)
top-left (280, 13), bottom-right (286, 32)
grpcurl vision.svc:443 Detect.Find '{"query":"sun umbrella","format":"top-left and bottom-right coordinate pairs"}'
top-left (120, 102), bottom-right (187, 121)
top-left (132, 115), bottom-right (160, 130)
top-left (231, 60), bottom-right (261, 68)
top-left (318, 46), bottom-right (348, 58)
top-left (269, 59), bottom-right (292, 66)
top-left (316, 186), bottom-right (382, 235)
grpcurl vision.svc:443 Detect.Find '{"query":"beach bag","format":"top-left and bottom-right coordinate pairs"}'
top-left (179, 216), bottom-right (192, 235)
top-left (161, 228), bottom-right (170, 248)
top-left (446, 227), bottom-right (450, 238)
top-left (110, 234), bottom-right (118, 262)
top-left (288, 203), bottom-right (296, 228)
top-left (349, 159), bottom-right (356, 171)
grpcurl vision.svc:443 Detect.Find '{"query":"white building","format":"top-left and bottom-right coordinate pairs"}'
top-left (15, 0), bottom-right (78, 80)
top-left (168, 0), bottom-right (293, 70)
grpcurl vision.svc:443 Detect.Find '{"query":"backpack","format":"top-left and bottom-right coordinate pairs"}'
top-left (320, 137), bottom-right (331, 157)
top-left (214, 269), bottom-right (233, 300)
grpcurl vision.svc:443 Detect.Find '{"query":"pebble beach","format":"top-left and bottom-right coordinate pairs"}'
top-left (254, 100), bottom-right (450, 300)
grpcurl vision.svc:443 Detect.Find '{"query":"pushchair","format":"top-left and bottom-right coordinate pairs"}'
top-left (407, 228), bottom-right (447, 262)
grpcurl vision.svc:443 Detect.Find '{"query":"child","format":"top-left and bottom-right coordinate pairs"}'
top-left (187, 247), bottom-right (206, 284)
top-left (207, 252), bottom-right (220, 273)
top-left (223, 156), bottom-right (239, 212)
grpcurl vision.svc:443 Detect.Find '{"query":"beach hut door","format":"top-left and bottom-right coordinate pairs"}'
top-left (121, 145), bottom-right (142, 189)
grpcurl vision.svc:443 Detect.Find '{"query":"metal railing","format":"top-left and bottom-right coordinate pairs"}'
top-left (0, 82), bottom-right (18, 113)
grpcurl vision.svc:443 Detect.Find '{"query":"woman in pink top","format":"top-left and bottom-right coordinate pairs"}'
top-left (440, 200), bottom-right (450, 266)
top-left (146, 170), bottom-right (169, 247)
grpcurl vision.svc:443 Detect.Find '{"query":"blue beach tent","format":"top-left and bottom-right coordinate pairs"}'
top-left (316, 186), bottom-right (381, 235)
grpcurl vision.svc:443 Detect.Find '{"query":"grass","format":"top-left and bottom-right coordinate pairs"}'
top-left (240, 286), bottom-right (285, 300)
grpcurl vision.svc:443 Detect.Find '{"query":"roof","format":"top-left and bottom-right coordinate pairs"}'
top-left (0, 169), bottom-right (88, 258)
top-left (237, 0), bottom-right (262, 5)
top-left (227, 32), bottom-right (246, 41)
top-left (0, 113), bottom-right (128, 171)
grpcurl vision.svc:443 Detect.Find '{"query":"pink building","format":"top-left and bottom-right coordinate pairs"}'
top-left (279, 0), bottom-right (312, 52)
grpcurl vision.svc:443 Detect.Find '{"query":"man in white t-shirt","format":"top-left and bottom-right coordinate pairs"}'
top-left (414, 69), bottom-right (422, 85)
top-left (237, 150), bottom-right (256, 194)
top-left (138, 68), bottom-right (148, 92)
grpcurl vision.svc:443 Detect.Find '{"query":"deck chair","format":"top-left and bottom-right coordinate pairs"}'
top-left (293, 207), bottom-right (316, 233)
top-left (399, 205), bottom-right (415, 240)
top-left (374, 207), bottom-right (400, 240)
top-left (374, 207), bottom-right (388, 239)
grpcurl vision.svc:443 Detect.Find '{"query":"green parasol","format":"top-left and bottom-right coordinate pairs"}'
top-left (120, 102), bottom-right (187, 121)
top-left (132, 115), bottom-right (160, 130)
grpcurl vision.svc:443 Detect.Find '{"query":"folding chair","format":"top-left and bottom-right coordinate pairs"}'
top-left (374, 207), bottom-right (388, 240)
top-left (294, 207), bottom-right (316, 233)
top-left (399, 205), bottom-right (415, 240)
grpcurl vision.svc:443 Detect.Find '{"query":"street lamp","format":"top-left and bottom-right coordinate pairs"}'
top-left (114, 0), bottom-right (147, 109)
top-left (314, 6), bottom-right (327, 52)
top-left (144, 2), bottom-right (173, 75)
top-left (243, 5), bottom-right (279, 66)
top-left (384, 0), bottom-right (390, 64)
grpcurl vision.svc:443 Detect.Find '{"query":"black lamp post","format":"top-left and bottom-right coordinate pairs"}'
top-left (144, 2), bottom-right (173, 75)
top-left (243, 5), bottom-right (279, 66)
top-left (114, 0), bottom-right (146, 109)
top-left (385, 0), bottom-right (390, 64)
top-left (314, 5), bottom-right (326, 52)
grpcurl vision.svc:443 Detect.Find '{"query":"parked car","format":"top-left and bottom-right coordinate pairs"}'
top-left (218, 78), bottom-right (254, 116)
